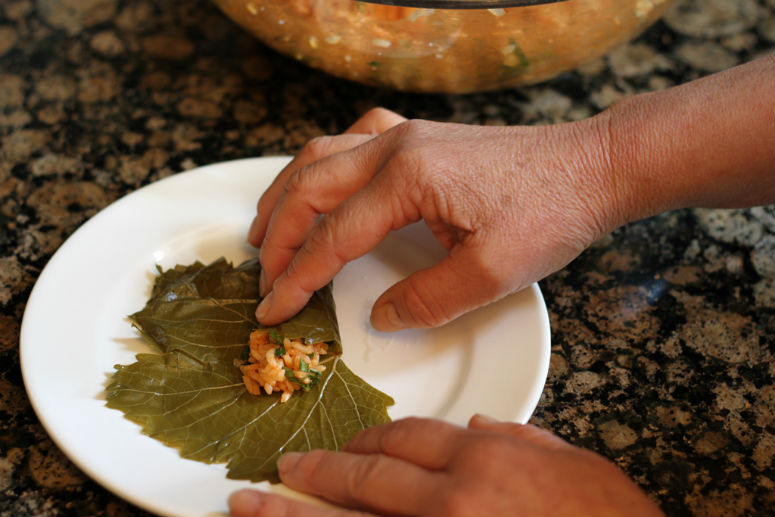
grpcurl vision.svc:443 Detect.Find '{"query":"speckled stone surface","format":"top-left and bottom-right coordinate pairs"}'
top-left (1, 0), bottom-right (773, 516)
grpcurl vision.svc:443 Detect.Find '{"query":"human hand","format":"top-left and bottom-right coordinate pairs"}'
top-left (228, 415), bottom-right (664, 517)
top-left (249, 108), bottom-right (615, 330)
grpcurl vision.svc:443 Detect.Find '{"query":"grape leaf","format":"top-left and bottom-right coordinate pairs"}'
top-left (105, 258), bottom-right (393, 482)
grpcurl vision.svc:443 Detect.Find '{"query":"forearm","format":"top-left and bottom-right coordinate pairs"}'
top-left (601, 53), bottom-right (774, 224)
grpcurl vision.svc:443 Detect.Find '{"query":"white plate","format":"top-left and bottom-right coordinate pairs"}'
top-left (20, 157), bottom-right (550, 517)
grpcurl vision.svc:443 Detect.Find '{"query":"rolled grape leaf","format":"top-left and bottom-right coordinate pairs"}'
top-left (106, 258), bottom-right (393, 482)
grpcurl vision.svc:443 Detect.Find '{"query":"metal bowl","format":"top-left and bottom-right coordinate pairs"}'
top-left (213, 0), bottom-right (675, 93)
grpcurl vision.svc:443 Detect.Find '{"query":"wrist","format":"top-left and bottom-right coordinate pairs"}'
top-left (547, 114), bottom-right (633, 239)
top-left (593, 94), bottom-right (678, 225)
top-left (597, 55), bottom-right (775, 221)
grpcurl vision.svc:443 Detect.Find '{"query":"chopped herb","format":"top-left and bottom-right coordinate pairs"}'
top-left (284, 367), bottom-right (309, 390)
top-left (368, 60), bottom-right (380, 69)
top-left (307, 368), bottom-right (321, 382)
top-left (299, 359), bottom-right (310, 373)
top-left (284, 367), bottom-right (321, 391)
top-left (501, 39), bottom-right (530, 79)
top-left (284, 367), bottom-right (302, 384)
top-left (509, 39), bottom-right (530, 68)
top-left (274, 346), bottom-right (286, 357)
top-left (269, 329), bottom-right (284, 345)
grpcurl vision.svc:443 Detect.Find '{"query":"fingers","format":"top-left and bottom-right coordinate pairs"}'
top-left (468, 414), bottom-right (572, 451)
top-left (258, 183), bottom-right (507, 329)
top-left (276, 449), bottom-right (443, 516)
top-left (342, 417), bottom-right (466, 470)
top-left (255, 177), bottom-right (396, 324)
top-left (247, 133), bottom-right (373, 247)
top-left (228, 489), bottom-right (374, 517)
top-left (345, 107), bottom-right (407, 135)
top-left (255, 135), bottom-right (415, 323)
top-left (248, 108), bottom-right (405, 248)
top-left (256, 140), bottom-right (384, 298)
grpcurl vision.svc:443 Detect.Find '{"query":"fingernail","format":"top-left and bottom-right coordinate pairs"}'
top-left (370, 302), bottom-right (404, 332)
top-left (277, 452), bottom-right (303, 475)
top-left (228, 489), bottom-right (263, 516)
top-left (259, 269), bottom-right (268, 296)
top-left (256, 291), bottom-right (274, 322)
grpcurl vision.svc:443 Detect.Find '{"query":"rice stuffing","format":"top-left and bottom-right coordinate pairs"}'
top-left (239, 329), bottom-right (328, 403)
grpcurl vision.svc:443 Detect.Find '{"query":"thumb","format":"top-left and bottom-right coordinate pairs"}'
top-left (369, 246), bottom-right (504, 331)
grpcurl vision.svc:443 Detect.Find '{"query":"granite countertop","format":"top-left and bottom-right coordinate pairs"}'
top-left (1, 0), bottom-right (773, 515)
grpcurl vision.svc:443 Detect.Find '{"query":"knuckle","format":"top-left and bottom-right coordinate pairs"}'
top-left (252, 493), bottom-right (290, 516)
top-left (363, 107), bottom-right (391, 121)
top-left (388, 145), bottom-right (425, 176)
top-left (259, 240), bottom-right (292, 275)
top-left (289, 449), bottom-right (328, 480)
top-left (280, 273), bottom-right (307, 304)
top-left (394, 118), bottom-right (426, 138)
top-left (280, 255), bottom-right (301, 283)
top-left (366, 106), bottom-right (391, 116)
top-left (305, 218), bottom-right (351, 267)
top-left (283, 168), bottom-right (307, 197)
top-left (379, 150), bottom-right (428, 211)
top-left (305, 219), bottom-right (336, 253)
top-left (344, 455), bottom-right (384, 503)
top-left (401, 280), bottom-right (451, 328)
top-left (280, 255), bottom-right (317, 298)
top-left (450, 435), bottom-right (516, 474)
top-left (468, 249), bottom-right (512, 298)
top-left (282, 176), bottom-right (305, 197)
top-left (299, 135), bottom-right (335, 161)
top-left (382, 137), bottom-right (431, 180)
top-left (376, 417), bottom-right (424, 452)
top-left (462, 435), bottom-right (505, 458)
